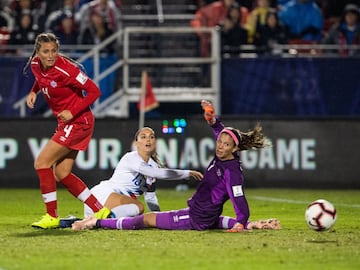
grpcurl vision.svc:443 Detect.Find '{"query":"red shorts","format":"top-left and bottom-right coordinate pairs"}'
top-left (52, 113), bottom-right (94, 151)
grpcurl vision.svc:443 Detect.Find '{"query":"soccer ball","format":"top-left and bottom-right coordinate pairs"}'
top-left (305, 199), bottom-right (337, 231)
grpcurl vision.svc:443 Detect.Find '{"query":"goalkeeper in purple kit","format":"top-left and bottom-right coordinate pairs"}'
top-left (72, 100), bottom-right (280, 232)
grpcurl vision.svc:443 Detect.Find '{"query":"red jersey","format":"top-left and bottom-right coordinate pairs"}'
top-left (190, 2), bottom-right (248, 28)
top-left (30, 55), bottom-right (101, 124)
top-left (190, 1), bottom-right (248, 57)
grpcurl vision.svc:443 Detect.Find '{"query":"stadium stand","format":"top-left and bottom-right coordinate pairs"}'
top-left (120, 0), bottom-right (202, 88)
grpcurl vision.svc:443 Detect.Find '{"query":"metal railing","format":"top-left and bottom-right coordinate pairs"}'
top-left (112, 26), bottom-right (221, 118)
top-left (10, 31), bottom-right (124, 117)
top-left (11, 26), bottom-right (221, 118)
top-left (7, 26), bottom-right (360, 118)
top-left (221, 43), bottom-right (360, 58)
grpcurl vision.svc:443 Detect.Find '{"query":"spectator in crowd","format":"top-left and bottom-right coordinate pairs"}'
top-left (322, 3), bottom-right (360, 56)
top-left (190, 0), bottom-right (249, 57)
top-left (221, 3), bottom-right (248, 55)
top-left (44, 0), bottom-right (77, 33)
top-left (245, 0), bottom-right (272, 43)
top-left (315, 0), bottom-right (342, 32)
top-left (78, 8), bottom-right (115, 53)
top-left (7, 0), bottom-right (47, 32)
top-left (278, 0), bottom-right (324, 43)
top-left (75, 0), bottom-right (122, 38)
top-left (314, 1), bottom-right (360, 31)
top-left (0, 3), bottom-right (14, 32)
top-left (316, 0), bottom-right (360, 23)
top-left (44, 0), bottom-right (79, 46)
top-left (75, 0), bottom-right (121, 53)
top-left (254, 8), bottom-right (289, 55)
top-left (0, 4), bottom-right (13, 50)
top-left (53, 12), bottom-right (79, 45)
top-left (8, 12), bottom-right (39, 54)
top-left (227, 2), bottom-right (246, 27)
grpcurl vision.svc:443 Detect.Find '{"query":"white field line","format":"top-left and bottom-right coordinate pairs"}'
top-left (249, 195), bottom-right (360, 208)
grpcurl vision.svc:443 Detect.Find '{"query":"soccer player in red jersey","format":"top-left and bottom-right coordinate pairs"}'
top-left (24, 32), bottom-right (111, 229)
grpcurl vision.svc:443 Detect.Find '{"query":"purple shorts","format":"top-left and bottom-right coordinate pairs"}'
top-left (155, 208), bottom-right (192, 230)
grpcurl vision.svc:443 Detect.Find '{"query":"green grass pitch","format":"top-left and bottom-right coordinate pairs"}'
top-left (0, 188), bottom-right (359, 270)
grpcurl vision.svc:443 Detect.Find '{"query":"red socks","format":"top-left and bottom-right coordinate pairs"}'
top-left (35, 169), bottom-right (103, 216)
top-left (36, 168), bottom-right (57, 217)
top-left (60, 173), bottom-right (103, 212)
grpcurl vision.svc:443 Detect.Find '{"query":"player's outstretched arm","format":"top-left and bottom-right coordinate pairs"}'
top-left (247, 218), bottom-right (281, 230)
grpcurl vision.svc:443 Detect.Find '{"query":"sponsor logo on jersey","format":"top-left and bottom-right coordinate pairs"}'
top-left (76, 72), bottom-right (88, 85)
top-left (50, 80), bottom-right (57, 88)
top-left (232, 185), bottom-right (243, 197)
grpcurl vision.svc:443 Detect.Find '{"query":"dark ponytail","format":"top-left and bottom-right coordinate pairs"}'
top-left (23, 51), bottom-right (36, 76)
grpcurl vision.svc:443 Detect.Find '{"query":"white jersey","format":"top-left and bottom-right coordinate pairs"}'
top-left (89, 150), bottom-right (190, 205)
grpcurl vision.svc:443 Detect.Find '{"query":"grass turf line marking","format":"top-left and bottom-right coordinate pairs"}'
top-left (249, 195), bottom-right (360, 208)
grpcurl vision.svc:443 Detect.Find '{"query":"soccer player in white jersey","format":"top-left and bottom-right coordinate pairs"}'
top-left (83, 127), bottom-right (203, 219)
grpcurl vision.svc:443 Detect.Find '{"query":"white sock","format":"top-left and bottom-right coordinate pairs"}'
top-left (111, 204), bottom-right (140, 218)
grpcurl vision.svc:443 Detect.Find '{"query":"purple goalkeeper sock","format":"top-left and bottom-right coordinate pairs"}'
top-left (120, 215), bottom-right (145, 230)
top-left (97, 218), bottom-right (118, 229)
top-left (98, 216), bottom-right (145, 230)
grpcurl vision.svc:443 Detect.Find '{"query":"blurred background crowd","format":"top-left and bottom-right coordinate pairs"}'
top-left (0, 0), bottom-right (359, 57)
top-left (0, 0), bottom-right (122, 55)
top-left (1, 0), bottom-right (360, 118)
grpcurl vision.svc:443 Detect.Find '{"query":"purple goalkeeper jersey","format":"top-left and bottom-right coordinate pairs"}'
top-left (187, 119), bottom-right (250, 230)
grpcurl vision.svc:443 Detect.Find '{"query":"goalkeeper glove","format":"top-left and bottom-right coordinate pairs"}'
top-left (201, 100), bottom-right (216, 125)
top-left (225, 222), bottom-right (245, 233)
